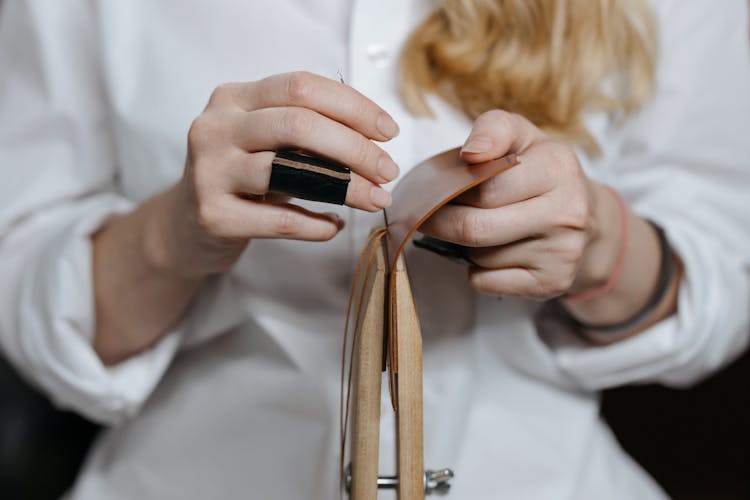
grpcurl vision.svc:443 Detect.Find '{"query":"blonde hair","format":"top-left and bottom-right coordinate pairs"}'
top-left (400, 0), bottom-right (657, 153)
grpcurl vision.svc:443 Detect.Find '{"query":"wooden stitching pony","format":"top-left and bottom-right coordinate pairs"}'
top-left (337, 148), bottom-right (518, 499)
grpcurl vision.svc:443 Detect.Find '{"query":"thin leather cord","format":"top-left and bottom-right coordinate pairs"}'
top-left (339, 227), bottom-right (388, 496)
top-left (340, 228), bottom-right (386, 443)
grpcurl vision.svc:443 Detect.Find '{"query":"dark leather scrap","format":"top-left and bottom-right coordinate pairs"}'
top-left (269, 149), bottom-right (351, 205)
top-left (412, 235), bottom-right (476, 267)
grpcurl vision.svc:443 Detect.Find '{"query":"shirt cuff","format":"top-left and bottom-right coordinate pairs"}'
top-left (538, 217), bottom-right (750, 391)
top-left (0, 194), bottom-right (182, 425)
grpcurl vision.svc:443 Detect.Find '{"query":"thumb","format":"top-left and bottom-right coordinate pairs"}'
top-left (460, 110), bottom-right (543, 164)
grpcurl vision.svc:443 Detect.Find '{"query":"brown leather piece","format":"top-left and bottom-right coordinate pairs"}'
top-left (383, 147), bottom-right (519, 408)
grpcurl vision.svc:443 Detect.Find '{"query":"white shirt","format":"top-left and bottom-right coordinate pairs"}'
top-left (1, 1), bottom-right (749, 499)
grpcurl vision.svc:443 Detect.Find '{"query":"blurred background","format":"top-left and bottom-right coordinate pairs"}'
top-left (0, 2), bottom-right (749, 499)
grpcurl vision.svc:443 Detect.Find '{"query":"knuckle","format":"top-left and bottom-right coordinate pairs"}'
top-left (274, 211), bottom-right (303, 237)
top-left (285, 71), bottom-right (314, 104)
top-left (474, 178), bottom-right (499, 207)
top-left (459, 211), bottom-right (489, 247)
top-left (195, 200), bottom-right (223, 234)
top-left (352, 138), bottom-right (372, 167)
top-left (563, 193), bottom-right (589, 229)
top-left (557, 267), bottom-right (578, 295)
top-left (530, 274), bottom-right (556, 299)
top-left (208, 82), bottom-right (246, 109)
top-left (548, 142), bottom-right (580, 175)
top-left (344, 178), bottom-right (367, 208)
top-left (281, 108), bottom-right (313, 140)
top-left (188, 113), bottom-right (223, 149)
top-left (558, 234), bottom-right (586, 261)
top-left (352, 98), bottom-right (372, 124)
top-left (545, 146), bottom-right (588, 229)
top-left (209, 83), bottom-right (233, 104)
top-left (479, 109), bottom-right (514, 134)
top-left (542, 267), bottom-right (576, 297)
top-left (469, 272), bottom-right (493, 295)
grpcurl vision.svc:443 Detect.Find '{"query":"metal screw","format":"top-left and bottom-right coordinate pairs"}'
top-left (345, 463), bottom-right (454, 496)
top-left (425, 468), bottom-right (454, 495)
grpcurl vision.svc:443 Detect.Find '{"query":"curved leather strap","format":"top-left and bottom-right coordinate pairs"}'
top-left (384, 147), bottom-right (519, 409)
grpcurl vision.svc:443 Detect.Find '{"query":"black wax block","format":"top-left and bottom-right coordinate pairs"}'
top-left (269, 149), bottom-right (351, 205)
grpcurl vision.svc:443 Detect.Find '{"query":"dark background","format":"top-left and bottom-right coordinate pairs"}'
top-left (604, 353), bottom-right (750, 499)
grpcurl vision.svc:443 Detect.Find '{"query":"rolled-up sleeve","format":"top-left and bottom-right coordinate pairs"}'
top-left (0, 1), bottom-right (181, 424)
top-left (544, 0), bottom-right (750, 389)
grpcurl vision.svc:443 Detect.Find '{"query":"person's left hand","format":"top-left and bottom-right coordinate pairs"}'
top-left (419, 110), bottom-right (616, 299)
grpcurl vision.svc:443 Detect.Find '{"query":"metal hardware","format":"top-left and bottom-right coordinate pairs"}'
top-left (345, 463), bottom-right (454, 496)
top-left (425, 468), bottom-right (454, 495)
top-left (375, 474), bottom-right (399, 490)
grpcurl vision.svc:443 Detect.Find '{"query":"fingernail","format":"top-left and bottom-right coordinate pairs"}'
top-left (461, 135), bottom-right (493, 154)
top-left (376, 112), bottom-right (400, 139)
top-left (370, 186), bottom-right (392, 209)
top-left (377, 155), bottom-right (400, 182)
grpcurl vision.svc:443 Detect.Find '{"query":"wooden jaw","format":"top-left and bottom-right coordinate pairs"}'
top-left (392, 255), bottom-right (425, 499)
top-left (347, 236), bottom-right (387, 499)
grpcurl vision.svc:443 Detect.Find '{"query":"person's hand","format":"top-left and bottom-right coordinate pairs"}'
top-left (149, 71), bottom-right (401, 279)
top-left (419, 110), bottom-right (619, 299)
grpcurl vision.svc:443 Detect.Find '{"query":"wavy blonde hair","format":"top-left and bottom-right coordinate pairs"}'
top-left (400, 0), bottom-right (657, 153)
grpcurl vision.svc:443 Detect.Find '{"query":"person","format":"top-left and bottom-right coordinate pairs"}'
top-left (0, 0), bottom-right (748, 498)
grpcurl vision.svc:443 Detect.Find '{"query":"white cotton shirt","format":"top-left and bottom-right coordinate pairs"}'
top-left (1, 1), bottom-right (749, 499)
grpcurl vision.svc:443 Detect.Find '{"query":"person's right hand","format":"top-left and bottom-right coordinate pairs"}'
top-left (150, 71), bottom-right (400, 279)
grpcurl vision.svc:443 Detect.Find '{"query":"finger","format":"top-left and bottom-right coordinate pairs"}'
top-left (211, 196), bottom-right (346, 241)
top-left (344, 173), bottom-right (391, 211)
top-left (419, 198), bottom-right (549, 248)
top-left (465, 238), bottom-right (542, 269)
top-left (224, 150), bottom-right (275, 195)
top-left (219, 72), bottom-right (399, 141)
top-left (455, 143), bottom-right (557, 208)
top-left (234, 107), bottom-right (400, 185)
top-left (459, 110), bottom-right (544, 163)
top-left (225, 149), bottom-right (390, 212)
top-left (468, 267), bottom-right (544, 297)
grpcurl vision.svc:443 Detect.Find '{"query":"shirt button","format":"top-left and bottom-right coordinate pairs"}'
top-left (366, 43), bottom-right (390, 68)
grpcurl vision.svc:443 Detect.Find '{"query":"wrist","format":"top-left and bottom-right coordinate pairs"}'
top-left (141, 185), bottom-right (205, 282)
top-left (144, 182), bottom-right (249, 280)
top-left (561, 221), bottom-right (681, 344)
top-left (92, 186), bottom-right (204, 364)
top-left (568, 181), bottom-right (624, 295)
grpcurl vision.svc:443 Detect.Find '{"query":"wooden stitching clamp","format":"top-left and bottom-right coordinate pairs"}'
top-left (340, 148), bottom-right (519, 499)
